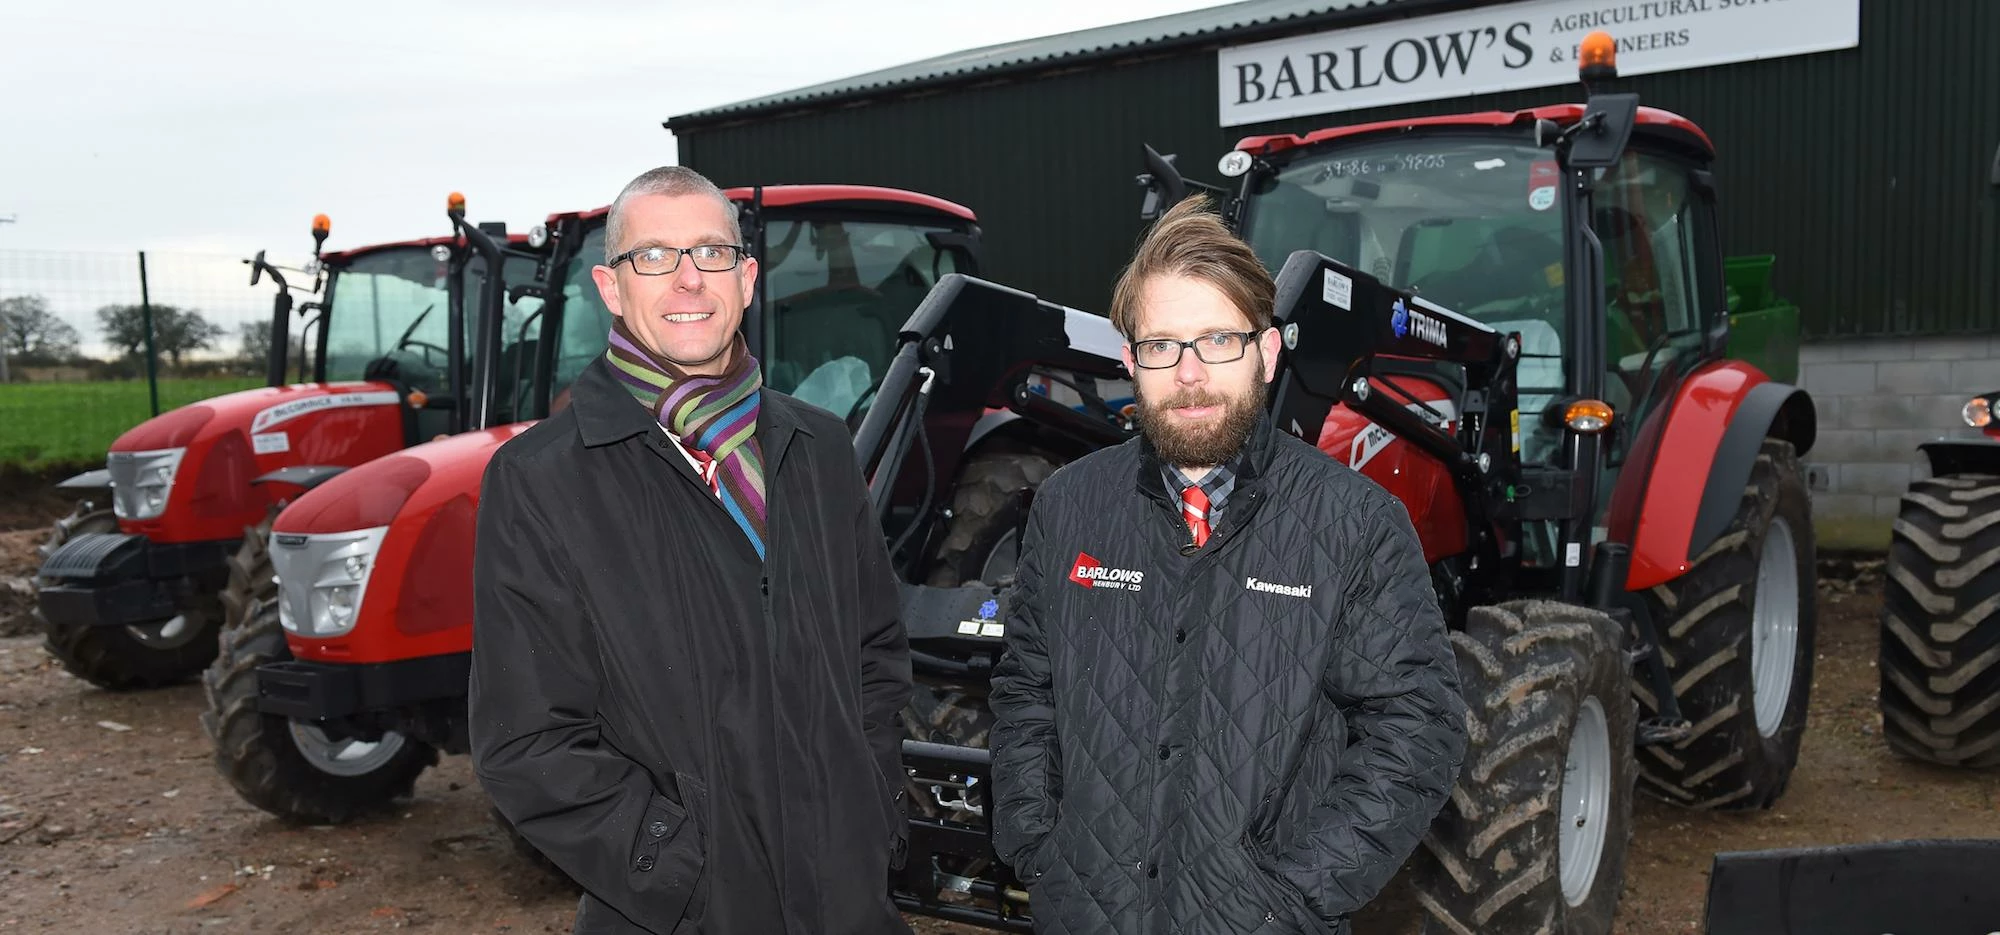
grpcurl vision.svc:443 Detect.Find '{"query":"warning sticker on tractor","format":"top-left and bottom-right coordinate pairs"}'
top-left (252, 432), bottom-right (290, 455)
top-left (1322, 269), bottom-right (1352, 310)
top-left (1510, 410), bottom-right (1520, 452)
top-left (1528, 159), bottom-right (1559, 211)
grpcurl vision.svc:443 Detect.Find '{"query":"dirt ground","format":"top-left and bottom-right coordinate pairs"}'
top-left (2, 492), bottom-right (1997, 934)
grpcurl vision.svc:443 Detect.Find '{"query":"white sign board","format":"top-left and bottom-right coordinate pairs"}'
top-left (1216, 0), bottom-right (1860, 127)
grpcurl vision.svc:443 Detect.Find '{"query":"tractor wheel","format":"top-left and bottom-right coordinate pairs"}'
top-left (489, 805), bottom-right (581, 891)
top-left (1879, 472), bottom-right (2000, 768)
top-left (198, 596), bottom-right (437, 824)
top-left (35, 506), bottom-right (222, 691)
top-left (1636, 437), bottom-right (1815, 810)
top-left (218, 505), bottom-right (280, 634)
top-left (925, 452), bottom-right (1059, 587)
top-left (1409, 600), bottom-right (1636, 935)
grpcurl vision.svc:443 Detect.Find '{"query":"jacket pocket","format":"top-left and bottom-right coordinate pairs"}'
top-left (1013, 799), bottom-right (1068, 882)
top-left (1240, 840), bottom-right (1332, 935)
top-left (629, 773), bottom-right (708, 925)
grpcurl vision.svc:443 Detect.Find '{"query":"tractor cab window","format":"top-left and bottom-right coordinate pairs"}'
top-left (322, 246), bottom-right (470, 394)
top-left (758, 217), bottom-right (963, 421)
top-left (1243, 139), bottom-right (1569, 459)
top-left (487, 253), bottom-right (555, 425)
top-left (547, 223), bottom-right (616, 413)
top-left (1593, 150), bottom-right (1705, 429)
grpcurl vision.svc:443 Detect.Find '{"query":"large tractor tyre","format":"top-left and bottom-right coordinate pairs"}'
top-left (489, 805), bottom-right (582, 892)
top-left (1636, 437), bottom-right (1816, 810)
top-left (1879, 472), bottom-right (2000, 768)
top-left (198, 596), bottom-right (437, 824)
top-left (35, 506), bottom-right (222, 691)
top-left (218, 505), bottom-right (280, 634)
top-left (1408, 600), bottom-right (1637, 935)
top-left (925, 452), bottom-right (1059, 588)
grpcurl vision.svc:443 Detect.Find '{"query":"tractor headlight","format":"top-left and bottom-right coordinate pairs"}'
top-left (270, 526), bottom-right (389, 639)
top-left (106, 447), bottom-right (185, 520)
top-left (1963, 396), bottom-right (1991, 429)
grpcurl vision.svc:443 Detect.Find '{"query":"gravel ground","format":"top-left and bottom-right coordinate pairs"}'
top-left (2, 494), bottom-right (1996, 934)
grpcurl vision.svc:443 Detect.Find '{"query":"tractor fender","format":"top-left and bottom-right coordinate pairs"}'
top-left (251, 465), bottom-right (348, 492)
top-left (1625, 362), bottom-right (1815, 591)
top-left (963, 409), bottom-right (1021, 453)
top-left (55, 468), bottom-right (113, 492)
top-left (1916, 437), bottom-right (2000, 477)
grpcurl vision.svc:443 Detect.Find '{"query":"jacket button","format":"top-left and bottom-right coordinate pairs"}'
top-left (648, 821), bottom-right (669, 837)
top-left (635, 855), bottom-right (655, 872)
top-left (1174, 628), bottom-right (1186, 643)
top-left (1157, 745), bottom-right (1170, 761)
top-left (1147, 863), bottom-right (1159, 879)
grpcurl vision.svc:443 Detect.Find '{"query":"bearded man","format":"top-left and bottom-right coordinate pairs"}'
top-left (987, 194), bottom-right (1468, 935)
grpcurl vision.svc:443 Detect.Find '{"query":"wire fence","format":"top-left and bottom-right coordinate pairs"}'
top-left (1, 248), bottom-right (293, 467)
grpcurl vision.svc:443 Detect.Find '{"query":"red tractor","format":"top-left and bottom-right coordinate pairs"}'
top-left (32, 210), bottom-right (532, 691)
top-left (887, 34), bottom-right (1817, 935)
top-left (199, 185), bottom-right (1060, 838)
top-left (1877, 389), bottom-right (2000, 768)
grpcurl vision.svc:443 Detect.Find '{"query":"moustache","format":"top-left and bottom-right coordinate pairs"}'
top-left (1153, 389), bottom-right (1227, 410)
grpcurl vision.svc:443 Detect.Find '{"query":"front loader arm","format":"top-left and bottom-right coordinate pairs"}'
top-left (1268, 249), bottom-right (1522, 509)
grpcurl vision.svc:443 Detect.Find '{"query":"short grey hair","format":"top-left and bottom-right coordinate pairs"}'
top-left (603, 166), bottom-right (741, 263)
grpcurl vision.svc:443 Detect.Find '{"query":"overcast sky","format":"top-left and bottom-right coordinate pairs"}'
top-left (1, 1), bottom-right (1221, 258)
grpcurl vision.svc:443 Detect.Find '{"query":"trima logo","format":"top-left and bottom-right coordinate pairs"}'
top-left (1390, 298), bottom-right (1447, 349)
top-left (1069, 552), bottom-right (1145, 591)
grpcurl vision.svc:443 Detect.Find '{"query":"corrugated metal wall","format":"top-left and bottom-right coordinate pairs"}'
top-left (676, 0), bottom-right (1999, 339)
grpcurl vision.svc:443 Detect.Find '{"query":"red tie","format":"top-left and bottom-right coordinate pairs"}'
top-left (1182, 485), bottom-right (1210, 548)
top-left (680, 441), bottom-right (720, 495)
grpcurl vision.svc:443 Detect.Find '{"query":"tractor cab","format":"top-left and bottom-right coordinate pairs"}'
top-left (506, 185), bottom-right (984, 429)
top-left (1237, 111), bottom-right (1720, 572)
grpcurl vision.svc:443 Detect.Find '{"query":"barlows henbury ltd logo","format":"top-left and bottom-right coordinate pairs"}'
top-left (1069, 553), bottom-right (1145, 591)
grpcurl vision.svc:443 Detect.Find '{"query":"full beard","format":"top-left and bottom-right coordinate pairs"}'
top-left (1135, 378), bottom-right (1266, 468)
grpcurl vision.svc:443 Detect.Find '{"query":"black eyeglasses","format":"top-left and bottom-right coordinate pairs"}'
top-left (607, 243), bottom-right (745, 276)
top-left (1130, 330), bottom-right (1264, 369)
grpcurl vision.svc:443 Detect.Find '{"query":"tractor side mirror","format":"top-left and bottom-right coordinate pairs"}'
top-left (1138, 144), bottom-right (1189, 221)
top-left (1569, 93), bottom-right (1639, 169)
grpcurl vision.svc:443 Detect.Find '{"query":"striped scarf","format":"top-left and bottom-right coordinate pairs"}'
top-left (605, 317), bottom-right (767, 559)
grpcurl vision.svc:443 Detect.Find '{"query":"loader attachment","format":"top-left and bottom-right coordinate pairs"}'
top-left (1700, 839), bottom-right (2000, 935)
top-left (865, 274), bottom-right (1131, 930)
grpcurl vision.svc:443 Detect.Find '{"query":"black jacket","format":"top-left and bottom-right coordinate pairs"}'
top-left (988, 413), bottom-right (1468, 935)
top-left (469, 356), bottom-right (913, 935)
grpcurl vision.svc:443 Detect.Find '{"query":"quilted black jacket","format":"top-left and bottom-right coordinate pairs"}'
top-left (988, 412), bottom-right (1469, 935)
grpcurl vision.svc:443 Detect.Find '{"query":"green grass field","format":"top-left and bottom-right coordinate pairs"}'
top-left (0, 378), bottom-right (264, 468)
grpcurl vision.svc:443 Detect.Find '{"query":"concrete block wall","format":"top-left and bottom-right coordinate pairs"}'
top-left (1796, 335), bottom-right (1996, 525)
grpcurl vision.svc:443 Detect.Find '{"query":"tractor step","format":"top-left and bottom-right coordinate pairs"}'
top-left (1637, 716), bottom-right (1693, 745)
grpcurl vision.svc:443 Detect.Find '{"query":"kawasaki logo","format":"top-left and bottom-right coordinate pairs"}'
top-left (1069, 552), bottom-right (1144, 591)
top-left (1245, 576), bottom-right (1313, 599)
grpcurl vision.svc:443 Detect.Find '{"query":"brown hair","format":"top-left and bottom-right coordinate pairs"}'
top-left (1107, 193), bottom-right (1274, 340)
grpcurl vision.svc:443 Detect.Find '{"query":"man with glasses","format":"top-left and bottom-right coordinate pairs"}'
top-left (988, 194), bottom-right (1467, 935)
top-left (470, 166), bottom-right (914, 935)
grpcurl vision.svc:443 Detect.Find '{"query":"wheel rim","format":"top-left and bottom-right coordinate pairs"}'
top-left (1751, 517), bottom-right (1801, 737)
top-left (287, 722), bottom-right (409, 777)
top-left (1560, 696), bottom-right (1611, 906)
